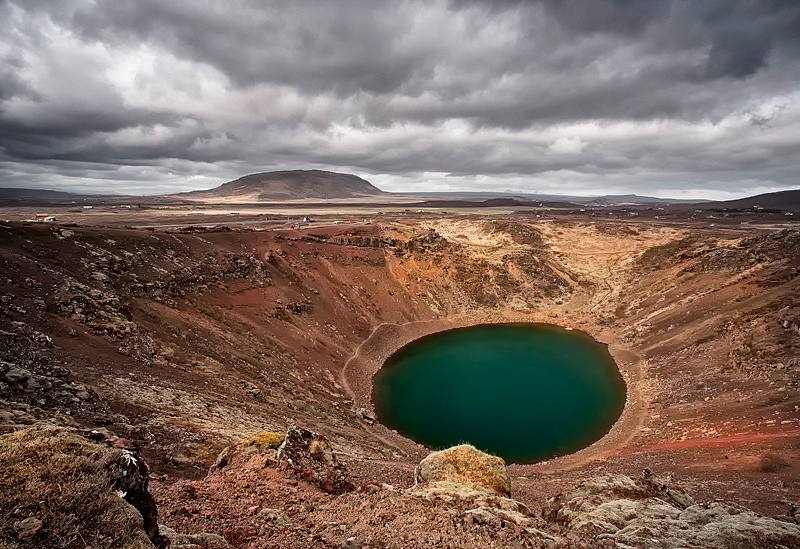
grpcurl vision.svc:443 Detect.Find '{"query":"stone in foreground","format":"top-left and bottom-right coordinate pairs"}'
top-left (276, 424), bottom-right (353, 494)
top-left (416, 444), bottom-right (512, 497)
top-left (545, 470), bottom-right (800, 548)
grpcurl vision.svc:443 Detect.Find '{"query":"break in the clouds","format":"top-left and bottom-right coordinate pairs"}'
top-left (1, 0), bottom-right (799, 198)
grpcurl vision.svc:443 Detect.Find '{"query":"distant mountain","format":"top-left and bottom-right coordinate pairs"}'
top-left (409, 192), bottom-right (707, 206)
top-left (178, 170), bottom-right (385, 201)
top-left (697, 189), bottom-right (800, 209)
top-left (586, 194), bottom-right (709, 206)
top-left (0, 188), bottom-right (78, 202)
top-left (416, 197), bottom-right (578, 208)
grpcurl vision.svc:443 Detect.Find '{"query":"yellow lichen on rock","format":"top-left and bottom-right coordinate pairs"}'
top-left (416, 444), bottom-right (512, 497)
top-left (240, 431), bottom-right (285, 452)
top-left (211, 430), bottom-right (285, 472)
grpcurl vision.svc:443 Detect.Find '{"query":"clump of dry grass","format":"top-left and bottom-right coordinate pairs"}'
top-left (0, 428), bottom-right (153, 548)
top-left (759, 452), bottom-right (790, 473)
top-left (240, 431), bottom-right (285, 451)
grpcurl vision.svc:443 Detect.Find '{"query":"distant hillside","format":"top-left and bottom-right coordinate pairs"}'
top-left (0, 188), bottom-right (78, 202)
top-left (698, 189), bottom-right (800, 210)
top-left (410, 192), bottom-right (708, 206)
top-left (587, 194), bottom-right (709, 206)
top-left (179, 170), bottom-right (385, 201)
top-left (416, 197), bottom-right (578, 208)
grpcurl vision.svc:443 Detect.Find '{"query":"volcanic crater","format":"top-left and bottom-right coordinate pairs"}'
top-left (1, 201), bottom-right (798, 547)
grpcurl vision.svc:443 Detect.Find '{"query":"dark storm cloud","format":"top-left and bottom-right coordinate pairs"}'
top-left (460, 0), bottom-right (800, 80)
top-left (494, 0), bottom-right (669, 36)
top-left (51, 0), bottom-right (800, 125)
top-left (0, 0), bottom-right (799, 197)
top-left (67, 0), bottom-right (432, 95)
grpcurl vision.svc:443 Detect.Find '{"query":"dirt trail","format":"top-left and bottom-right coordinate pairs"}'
top-left (619, 428), bottom-right (800, 454)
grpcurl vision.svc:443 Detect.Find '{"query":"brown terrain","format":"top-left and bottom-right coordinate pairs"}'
top-left (1, 176), bottom-right (799, 548)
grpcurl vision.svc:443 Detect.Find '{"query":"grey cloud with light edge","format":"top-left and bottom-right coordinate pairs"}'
top-left (0, 0), bottom-right (799, 199)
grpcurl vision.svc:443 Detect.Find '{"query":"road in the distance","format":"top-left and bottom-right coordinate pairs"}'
top-left (132, 218), bottom-right (367, 229)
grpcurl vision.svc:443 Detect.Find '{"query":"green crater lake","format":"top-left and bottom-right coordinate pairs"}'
top-left (372, 323), bottom-right (626, 463)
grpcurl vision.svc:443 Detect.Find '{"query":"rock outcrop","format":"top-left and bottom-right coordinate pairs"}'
top-left (545, 470), bottom-right (800, 548)
top-left (0, 330), bottom-right (109, 433)
top-left (682, 227), bottom-right (800, 274)
top-left (276, 424), bottom-right (353, 494)
top-left (403, 228), bottom-right (453, 255)
top-left (410, 445), bottom-right (552, 539)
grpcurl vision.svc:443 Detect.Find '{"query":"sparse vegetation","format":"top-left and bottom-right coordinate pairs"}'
top-left (241, 431), bottom-right (285, 451)
top-left (636, 235), bottom-right (702, 268)
top-left (0, 428), bottom-right (155, 549)
top-left (759, 452), bottom-right (790, 473)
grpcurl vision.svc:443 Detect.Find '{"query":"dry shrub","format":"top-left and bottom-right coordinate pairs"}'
top-left (240, 431), bottom-right (284, 451)
top-left (211, 430), bottom-right (285, 471)
top-left (0, 428), bottom-right (153, 548)
top-left (759, 452), bottom-right (790, 473)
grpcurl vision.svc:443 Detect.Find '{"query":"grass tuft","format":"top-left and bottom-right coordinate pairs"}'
top-left (0, 428), bottom-right (153, 548)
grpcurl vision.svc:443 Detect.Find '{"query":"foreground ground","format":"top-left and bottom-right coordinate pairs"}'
top-left (0, 205), bottom-right (798, 547)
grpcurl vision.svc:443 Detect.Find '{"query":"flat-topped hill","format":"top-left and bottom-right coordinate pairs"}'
top-left (179, 169), bottom-right (385, 201)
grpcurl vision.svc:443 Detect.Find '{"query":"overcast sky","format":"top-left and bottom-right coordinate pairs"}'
top-left (1, 0), bottom-right (799, 198)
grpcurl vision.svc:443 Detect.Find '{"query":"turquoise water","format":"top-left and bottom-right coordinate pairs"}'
top-left (372, 323), bottom-right (626, 463)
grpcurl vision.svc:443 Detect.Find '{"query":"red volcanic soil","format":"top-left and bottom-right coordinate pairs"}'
top-left (1, 213), bottom-right (799, 545)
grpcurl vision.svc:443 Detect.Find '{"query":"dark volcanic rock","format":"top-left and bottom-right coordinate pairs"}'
top-left (276, 424), bottom-right (353, 494)
top-left (683, 227), bottom-right (800, 273)
top-left (0, 331), bottom-right (110, 430)
top-left (401, 228), bottom-right (453, 255)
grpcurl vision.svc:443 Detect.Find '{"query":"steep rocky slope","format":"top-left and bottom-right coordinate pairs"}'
top-left (0, 217), bottom-right (798, 547)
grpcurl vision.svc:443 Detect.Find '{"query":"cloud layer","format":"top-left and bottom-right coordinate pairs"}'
top-left (1, 0), bottom-right (799, 197)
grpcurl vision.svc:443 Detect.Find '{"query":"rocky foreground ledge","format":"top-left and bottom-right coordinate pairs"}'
top-left (2, 425), bottom-right (799, 549)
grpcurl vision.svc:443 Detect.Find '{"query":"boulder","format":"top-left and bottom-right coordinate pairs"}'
top-left (159, 525), bottom-right (232, 549)
top-left (13, 516), bottom-right (43, 541)
top-left (408, 445), bottom-right (556, 537)
top-left (415, 444), bottom-right (511, 497)
top-left (276, 424), bottom-right (353, 494)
